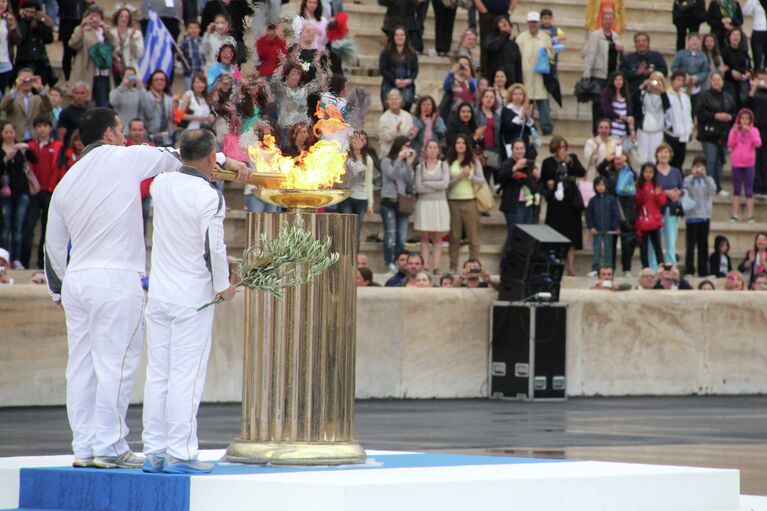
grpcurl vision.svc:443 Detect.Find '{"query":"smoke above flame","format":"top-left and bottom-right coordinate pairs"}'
top-left (248, 103), bottom-right (351, 190)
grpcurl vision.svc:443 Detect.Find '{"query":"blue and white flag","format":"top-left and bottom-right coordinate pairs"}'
top-left (138, 9), bottom-right (175, 84)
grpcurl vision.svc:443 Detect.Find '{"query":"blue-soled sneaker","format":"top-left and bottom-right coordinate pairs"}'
top-left (142, 453), bottom-right (166, 473)
top-left (162, 454), bottom-right (214, 474)
top-left (92, 450), bottom-right (145, 469)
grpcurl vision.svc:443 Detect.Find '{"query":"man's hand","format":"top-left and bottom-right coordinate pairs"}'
top-left (590, 227), bottom-right (597, 235)
top-left (225, 158), bottom-right (252, 182)
top-left (54, 299), bottom-right (64, 310)
top-left (217, 285), bottom-right (237, 301)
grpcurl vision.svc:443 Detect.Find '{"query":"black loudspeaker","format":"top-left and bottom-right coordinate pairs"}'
top-left (499, 225), bottom-right (570, 301)
top-left (490, 302), bottom-right (567, 401)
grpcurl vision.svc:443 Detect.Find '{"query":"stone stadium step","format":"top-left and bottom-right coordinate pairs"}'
top-left (514, 0), bottom-right (673, 26)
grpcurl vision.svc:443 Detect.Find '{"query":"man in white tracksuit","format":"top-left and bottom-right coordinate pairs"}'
top-left (44, 109), bottom-right (248, 469)
top-left (141, 129), bottom-right (236, 474)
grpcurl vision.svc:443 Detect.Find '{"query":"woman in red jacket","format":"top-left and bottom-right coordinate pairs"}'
top-left (635, 162), bottom-right (666, 269)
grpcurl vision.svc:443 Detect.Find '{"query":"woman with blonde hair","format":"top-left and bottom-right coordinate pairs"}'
top-left (632, 71), bottom-right (670, 163)
top-left (499, 83), bottom-right (535, 158)
top-left (724, 269), bottom-right (747, 290)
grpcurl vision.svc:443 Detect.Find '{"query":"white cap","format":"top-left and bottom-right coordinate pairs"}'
top-left (527, 11), bottom-right (540, 22)
top-left (0, 248), bottom-right (9, 264)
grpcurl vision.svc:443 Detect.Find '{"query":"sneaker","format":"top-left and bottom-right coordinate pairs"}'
top-left (387, 263), bottom-right (397, 273)
top-left (162, 454), bottom-right (214, 474)
top-left (12, 260), bottom-right (24, 270)
top-left (142, 452), bottom-right (165, 473)
top-left (730, 215), bottom-right (738, 223)
top-left (72, 457), bottom-right (94, 468)
top-left (624, 271), bottom-right (632, 278)
top-left (748, 217), bottom-right (756, 224)
top-left (718, 190), bottom-right (730, 197)
top-left (586, 270), bottom-right (598, 277)
top-left (92, 450), bottom-right (145, 469)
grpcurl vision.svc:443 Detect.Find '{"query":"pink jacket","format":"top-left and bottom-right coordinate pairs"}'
top-left (727, 109), bottom-right (762, 168)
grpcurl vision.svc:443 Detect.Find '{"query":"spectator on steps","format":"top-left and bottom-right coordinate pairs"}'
top-left (484, 15), bottom-right (521, 86)
top-left (414, 139), bottom-right (449, 274)
top-left (380, 136), bottom-right (416, 272)
top-left (476, 88), bottom-right (502, 185)
top-left (446, 134), bottom-right (485, 273)
top-left (598, 152), bottom-right (637, 277)
top-left (109, 67), bottom-right (150, 135)
top-left (635, 267), bottom-right (657, 290)
top-left (590, 265), bottom-right (618, 291)
top-left (738, 232), bottom-right (767, 286)
top-left (582, 9), bottom-right (623, 131)
top-left (110, 7), bottom-right (144, 87)
top-left (697, 72), bottom-right (736, 195)
top-left (414, 270), bottom-right (434, 287)
top-left (399, 253), bottom-right (424, 286)
top-left (702, 34), bottom-right (724, 93)
top-left (431, 0), bottom-right (456, 57)
top-left (720, 27), bottom-right (750, 112)
top-left (599, 71), bottom-right (633, 142)
top-left (68, 5), bottom-right (116, 108)
top-left (0, 0), bottom-right (20, 93)
top-left (707, 0), bottom-right (743, 48)
top-left (378, 89), bottom-right (415, 158)
top-left (709, 234), bottom-right (732, 278)
top-left (586, 175), bottom-right (621, 276)
top-left (455, 29), bottom-right (479, 73)
top-left (356, 267), bottom-right (378, 287)
top-left (632, 72), bottom-right (669, 164)
top-left (515, 11), bottom-right (553, 135)
top-left (671, 33), bottom-right (709, 109)
top-left (727, 108), bottom-right (761, 224)
top-left (378, 26), bottom-right (419, 111)
top-left (442, 56), bottom-right (477, 114)
top-left (339, 130), bottom-right (375, 243)
top-left (452, 258), bottom-right (496, 288)
top-left (683, 156), bottom-right (716, 277)
top-left (743, 0), bottom-right (767, 71)
top-left (475, 0), bottom-right (517, 78)
top-left (412, 95), bottom-right (446, 162)
top-left (635, 162), bottom-right (666, 270)
top-left (653, 264), bottom-right (693, 290)
top-left (750, 273), bottom-right (767, 290)
top-left (15, 0), bottom-right (55, 86)
top-left (56, 80), bottom-right (90, 145)
top-left (0, 69), bottom-right (51, 142)
top-left (746, 69), bottom-right (767, 197)
top-left (446, 101), bottom-right (480, 146)
top-left (499, 83), bottom-right (535, 160)
top-left (664, 71), bottom-right (694, 170)
top-left (724, 269), bottom-right (747, 290)
top-left (379, 0), bottom-right (418, 46)
top-left (58, 0), bottom-right (85, 82)
top-left (385, 249), bottom-right (411, 285)
top-left (698, 279), bottom-right (716, 290)
top-left (621, 32), bottom-right (668, 95)
top-left (673, 0), bottom-right (706, 52)
top-left (651, 144), bottom-right (684, 268)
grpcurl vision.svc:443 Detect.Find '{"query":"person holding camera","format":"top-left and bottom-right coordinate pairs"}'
top-left (0, 68), bottom-right (51, 141)
top-left (14, 0), bottom-right (54, 86)
top-left (380, 136), bottom-right (416, 273)
top-left (697, 72), bottom-right (736, 195)
top-left (683, 156), bottom-right (716, 276)
top-left (68, 5), bottom-right (116, 108)
top-left (452, 258), bottom-right (495, 289)
top-left (109, 67), bottom-right (150, 135)
top-left (443, 57), bottom-right (477, 114)
top-left (632, 71), bottom-right (669, 164)
top-left (653, 264), bottom-right (693, 290)
top-left (590, 265), bottom-right (618, 291)
top-left (746, 68), bottom-right (767, 196)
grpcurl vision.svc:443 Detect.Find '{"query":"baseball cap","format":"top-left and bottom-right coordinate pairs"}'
top-left (527, 11), bottom-right (540, 22)
top-left (0, 248), bottom-right (9, 265)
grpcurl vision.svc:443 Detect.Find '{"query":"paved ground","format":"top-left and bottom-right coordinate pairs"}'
top-left (2, 397), bottom-right (766, 493)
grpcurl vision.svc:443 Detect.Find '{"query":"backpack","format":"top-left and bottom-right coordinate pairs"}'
top-left (615, 165), bottom-right (636, 197)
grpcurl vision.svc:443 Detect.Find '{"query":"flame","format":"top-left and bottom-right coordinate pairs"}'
top-left (248, 104), bottom-right (351, 190)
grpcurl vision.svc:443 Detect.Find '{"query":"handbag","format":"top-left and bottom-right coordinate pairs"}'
top-left (615, 165), bottom-right (636, 197)
top-left (25, 166), bottom-right (40, 196)
top-left (474, 180), bottom-right (494, 213)
top-left (533, 47), bottom-right (550, 75)
top-left (574, 77), bottom-right (602, 103)
top-left (484, 149), bottom-right (500, 169)
top-left (397, 194), bottom-right (416, 215)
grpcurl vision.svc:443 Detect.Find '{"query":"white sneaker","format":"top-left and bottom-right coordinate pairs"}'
top-left (624, 271), bottom-right (632, 278)
top-left (12, 260), bottom-right (24, 270)
top-left (730, 216), bottom-right (738, 223)
top-left (587, 270), bottom-right (598, 277)
top-left (718, 190), bottom-right (730, 197)
top-left (388, 263), bottom-right (398, 273)
top-left (748, 217), bottom-right (756, 224)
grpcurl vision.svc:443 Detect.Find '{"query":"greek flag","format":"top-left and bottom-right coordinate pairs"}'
top-left (138, 9), bottom-right (175, 84)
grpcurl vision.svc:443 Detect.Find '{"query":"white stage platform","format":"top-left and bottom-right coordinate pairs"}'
top-left (0, 449), bottom-right (745, 511)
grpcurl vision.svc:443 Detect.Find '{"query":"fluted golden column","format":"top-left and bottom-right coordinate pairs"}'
top-left (224, 211), bottom-right (366, 465)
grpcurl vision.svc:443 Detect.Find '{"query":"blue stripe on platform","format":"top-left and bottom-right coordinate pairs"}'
top-left (15, 453), bottom-right (566, 511)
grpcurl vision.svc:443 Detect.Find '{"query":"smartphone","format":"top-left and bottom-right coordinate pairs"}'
top-left (663, 263), bottom-right (673, 271)
top-left (469, 268), bottom-right (481, 274)
top-left (602, 280), bottom-right (613, 288)
top-left (615, 145), bottom-right (623, 157)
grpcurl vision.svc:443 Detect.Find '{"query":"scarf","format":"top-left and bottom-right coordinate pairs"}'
top-left (719, 0), bottom-right (737, 19)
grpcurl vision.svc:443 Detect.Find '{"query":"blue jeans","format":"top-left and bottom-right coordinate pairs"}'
top-left (702, 141), bottom-right (725, 193)
top-left (339, 198), bottom-right (368, 241)
top-left (515, 204), bottom-right (534, 224)
top-left (380, 200), bottom-right (409, 265)
top-left (535, 99), bottom-right (553, 134)
top-left (592, 233), bottom-right (614, 271)
top-left (1, 193), bottom-right (30, 261)
top-left (246, 194), bottom-right (280, 213)
top-left (93, 76), bottom-right (110, 108)
top-left (649, 210), bottom-right (679, 267)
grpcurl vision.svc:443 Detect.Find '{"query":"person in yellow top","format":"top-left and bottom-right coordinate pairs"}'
top-left (586, 0), bottom-right (625, 34)
top-left (446, 133), bottom-right (486, 273)
top-left (515, 12), bottom-right (553, 135)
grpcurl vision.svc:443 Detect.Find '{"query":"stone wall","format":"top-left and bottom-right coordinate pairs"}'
top-left (1, 286), bottom-right (766, 407)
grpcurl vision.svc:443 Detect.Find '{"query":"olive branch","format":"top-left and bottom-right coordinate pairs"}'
top-left (198, 216), bottom-right (339, 310)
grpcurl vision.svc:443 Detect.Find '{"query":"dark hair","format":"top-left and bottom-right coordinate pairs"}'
top-left (633, 31), bottom-right (650, 43)
top-left (387, 135), bottom-right (411, 160)
top-left (447, 133), bottom-right (475, 167)
top-left (691, 155), bottom-right (707, 169)
top-left (702, 33), bottom-right (722, 65)
top-left (216, 43), bottom-right (236, 63)
top-left (493, 14), bottom-right (511, 32)
top-left (282, 61), bottom-right (305, 83)
top-left (726, 27), bottom-right (746, 49)
top-left (328, 75), bottom-right (347, 96)
top-left (753, 232), bottom-right (767, 251)
top-left (593, 175), bottom-right (607, 192)
top-left (179, 129), bottom-right (217, 161)
top-left (385, 25), bottom-right (416, 63)
top-left (33, 115), bottom-right (52, 127)
top-left (79, 108), bottom-right (120, 146)
top-left (462, 258), bottom-right (482, 268)
top-left (357, 267), bottom-right (374, 284)
top-left (456, 55), bottom-right (475, 78)
top-left (439, 273), bottom-right (454, 285)
top-left (85, 4), bottom-right (103, 17)
top-left (408, 253), bottom-right (424, 264)
top-left (190, 72), bottom-right (210, 104)
top-left (540, 8), bottom-right (553, 17)
top-left (289, 121), bottom-right (313, 150)
top-left (128, 118), bottom-right (145, 130)
top-left (594, 117), bottom-right (612, 136)
top-left (598, 265), bottom-right (614, 275)
top-left (698, 280), bottom-right (715, 290)
top-left (605, 71), bottom-right (630, 100)
top-left (670, 70), bottom-right (686, 82)
top-left (0, 120), bottom-right (14, 135)
top-left (348, 129), bottom-right (369, 161)
top-left (50, 85), bottom-right (63, 95)
top-left (299, 0), bottom-right (323, 20)
top-left (186, 20), bottom-right (200, 27)
top-left (413, 95), bottom-right (438, 118)
top-left (111, 7), bottom-right (132, 26)
top-left (395, 249), bottom-right (412, 260)
top-left (637, 162), bottom-right (658, 187)
top-left (147, 69), bottom-right (171, 93)
top-left (549, 135), bottom-right (568, 154)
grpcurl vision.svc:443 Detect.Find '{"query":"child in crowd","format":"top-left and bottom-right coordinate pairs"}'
top-left (178, 21), bottom-right (205, 91)
top-left (49, 86), bottom-right (63, 123)
top-left (709, 235), bottom-right (732, 278)
top-left (635, 163), bottom-right (666, 269)
top-left (540, 9), bottom-right (566, 53)
top-left (586, 176), bottom-right (621, 275)
top-left (727, 108), bottom-right (762, 223)
top-left (201, 14), bottom-right (237, 66)
top-left (57, 129), bottom-right (84, 178)
top-left (256, 22), bottom-right (287, 79)
top-left (683, 156), bottom-right (716, 276)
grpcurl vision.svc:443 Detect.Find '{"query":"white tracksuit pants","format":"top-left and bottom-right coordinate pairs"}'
top-left (61, 269), bottom-right (146, 459)
top-left (142, 298), bottom-right (214, 461)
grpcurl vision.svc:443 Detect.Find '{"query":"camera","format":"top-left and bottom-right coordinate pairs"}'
top-left (469, 268), bottom-right (481, 274)
top-left (663, 263), bottom-right (673, 271)
top-left (601, 280), bottom-right (613, 288)
top-left (651, 80), bottom-right (659, 87)
top-left (405, 149), bottom-right (416, 158)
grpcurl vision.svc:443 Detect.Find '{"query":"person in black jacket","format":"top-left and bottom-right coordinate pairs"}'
top-left (379, 0), bottom-right (419, 43)
top-left (484, 15), bottom-right (522, 85)
top-left (673, 0), bottom-right (706, 52)
top-left (620, 32), bottom-right (668, 94)
top-left (745, 69), bottom-right (767, 195)
top-left (597, 153), bottom-right (638, 276)
top-left (14, 0), bottom-right (54, 86)
top-left (708, 234), bottom-right (732, 278)
top-left (58, 0), bottom-right (88, 82)
top-left (497, 138), bottom-right (535, 255)
top-left (697, 72), bottom-right (737, 194)
top-left (707, 0), bottom-right (743, 47)
top-left (586, 176), bottom-right (621, 274)
top-left (200, 0), bottom-right (251, 47)
top-left (378, 28), bottom-right (419, 110)
top-left (445, 101), bottom-right (479, 145)
top-left (720, 27), bottom-right (751, 111)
